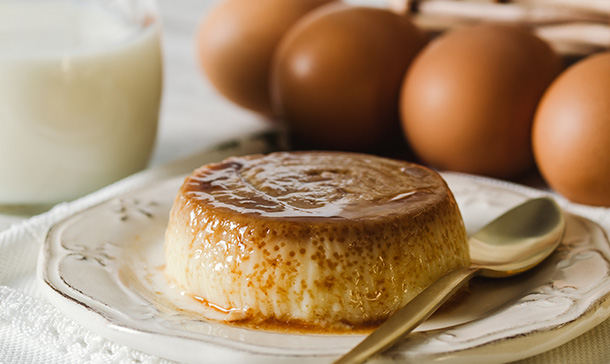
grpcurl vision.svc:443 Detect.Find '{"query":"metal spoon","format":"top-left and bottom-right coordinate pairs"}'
top-left (334, 196), bottom-right (566, 364)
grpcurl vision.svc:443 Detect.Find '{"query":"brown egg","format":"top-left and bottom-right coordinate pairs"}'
top-left (196, 0), bottom-right (336, 115)
top-left (533, 52), bottom-right (610, 206)
top-left (400, 23), bottom-right (561, 179)
top-left (271, 4), bottom-right (425, 151)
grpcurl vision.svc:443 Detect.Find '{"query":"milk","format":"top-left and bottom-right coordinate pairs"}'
top-left (0, 1), bottom-right (163, 208)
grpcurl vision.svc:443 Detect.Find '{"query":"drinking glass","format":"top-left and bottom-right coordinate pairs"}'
top-left (0, 0), bottom-right (163, 214)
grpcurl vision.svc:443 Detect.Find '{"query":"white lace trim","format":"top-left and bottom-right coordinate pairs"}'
top-left (0, 286), bottom-right (173, 364)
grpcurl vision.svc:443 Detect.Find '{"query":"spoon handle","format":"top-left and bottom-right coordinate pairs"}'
top-left (333, 266), bottom-right (480, 364)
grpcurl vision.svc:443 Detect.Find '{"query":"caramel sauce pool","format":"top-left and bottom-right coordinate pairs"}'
top-left (182, 285), bottom-right (471, 335)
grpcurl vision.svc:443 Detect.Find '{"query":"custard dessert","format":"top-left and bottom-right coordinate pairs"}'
top-left (164, 151), bottom-right (469, 330)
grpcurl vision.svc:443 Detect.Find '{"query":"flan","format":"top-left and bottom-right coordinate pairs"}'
top-left (164, 151), bottom-right (469, 330)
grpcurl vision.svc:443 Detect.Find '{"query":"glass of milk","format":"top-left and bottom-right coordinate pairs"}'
top-left (0, 0), bottom-right (163, 214)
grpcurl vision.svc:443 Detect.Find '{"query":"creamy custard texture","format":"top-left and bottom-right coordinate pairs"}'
top-left (164, 151), bottom-right (470, 331)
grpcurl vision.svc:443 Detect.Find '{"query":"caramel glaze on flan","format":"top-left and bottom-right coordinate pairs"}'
top-left (164, 151), bottom-right (470, 332)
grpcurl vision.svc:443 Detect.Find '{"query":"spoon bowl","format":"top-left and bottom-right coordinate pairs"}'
top-left (334, 197), bottom-right (566, 364)
top-left (472, 197), bottom-right (565, 277)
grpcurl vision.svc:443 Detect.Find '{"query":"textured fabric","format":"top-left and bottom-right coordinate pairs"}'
top-left (0, 287), bottom-right (171, 364)
top-left (517, 320), bottom-right (610, 364)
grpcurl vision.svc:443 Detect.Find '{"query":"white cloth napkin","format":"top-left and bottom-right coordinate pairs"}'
top-left (0, 132), bottom-right (277, 364)
top-left (2, 134), bottom-right (610, 363)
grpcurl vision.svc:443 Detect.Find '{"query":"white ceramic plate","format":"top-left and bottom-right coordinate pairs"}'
top-left (38, 173), bottom-right (610, 364)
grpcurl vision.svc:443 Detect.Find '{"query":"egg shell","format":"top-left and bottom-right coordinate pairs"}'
top-left (400, 23), bottom-right (561, 179)
top-left (196, 0), bottom-right (335, 115)
top-left (533, 51), bottom-right (610, 206)
top-left (271, 4), bottom-right (426, 151)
